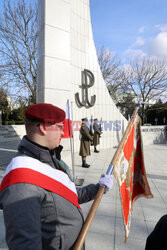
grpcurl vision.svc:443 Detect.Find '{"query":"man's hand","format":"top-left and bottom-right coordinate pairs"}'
top-left (99, 174), bottom-right (113, 193)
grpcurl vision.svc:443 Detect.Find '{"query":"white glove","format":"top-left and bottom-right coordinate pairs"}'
top-left (99, 174), bottom-right (113, 193)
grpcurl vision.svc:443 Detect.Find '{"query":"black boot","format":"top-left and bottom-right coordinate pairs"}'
top-left (94, 148), bottom-right (99, 153)
top-left (82, 160), bottom-right (90, 168)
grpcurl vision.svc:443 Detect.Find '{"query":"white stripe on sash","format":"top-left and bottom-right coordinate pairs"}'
top-left (4, 156), bottom-right (77, 195)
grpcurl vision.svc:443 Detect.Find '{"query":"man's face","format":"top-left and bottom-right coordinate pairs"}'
top-left (45, 123), bottom-right (64, 149)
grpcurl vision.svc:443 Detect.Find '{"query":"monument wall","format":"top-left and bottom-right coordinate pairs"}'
top-left (37, 0), bottom-right (128, 159)
top-left (0, 125), bottom-right (166, 146)
top-left (141, 126), bottom-right (167, 145)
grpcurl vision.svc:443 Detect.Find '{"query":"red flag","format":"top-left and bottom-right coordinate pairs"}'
top-left (62, 100), bottom-right (73, 138)
top-left (114, 114), bottom-right (153, 241)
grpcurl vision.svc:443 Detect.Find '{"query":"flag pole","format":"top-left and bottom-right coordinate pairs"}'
top-left (73, 107), bottom-right (139, 250)
top-left (71, 101), bottom-right (84, 186)
top-left (67, 100), bottom-right (75, 181)
top-left (70, 101), bottom-right (75, 181)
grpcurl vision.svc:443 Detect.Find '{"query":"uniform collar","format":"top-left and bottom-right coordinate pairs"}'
top-left (18, 136), bottom-right (63, 168)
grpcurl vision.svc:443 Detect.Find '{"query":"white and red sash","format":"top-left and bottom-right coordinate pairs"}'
top-left (0, 156), bottom-right (80, 208)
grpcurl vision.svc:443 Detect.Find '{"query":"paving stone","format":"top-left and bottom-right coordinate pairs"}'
top-left (86, 232), bottom-right (114, 250)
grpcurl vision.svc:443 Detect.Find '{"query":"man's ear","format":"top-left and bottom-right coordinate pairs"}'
top-left (39, 123), bottom-right (47, 135)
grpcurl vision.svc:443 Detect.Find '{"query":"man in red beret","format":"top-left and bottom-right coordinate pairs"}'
top-left (0, 103), bottom-right (113, 250)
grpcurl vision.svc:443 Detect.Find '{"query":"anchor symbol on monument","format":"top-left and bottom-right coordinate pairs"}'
top-left (75, 69), bottom-right (96, 108)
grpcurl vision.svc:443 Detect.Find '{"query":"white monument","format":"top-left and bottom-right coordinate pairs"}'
top-left (37, 0), bottom-right (127, 158)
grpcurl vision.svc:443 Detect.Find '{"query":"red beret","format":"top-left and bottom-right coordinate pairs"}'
top-left (25, 103), bottom-right (65, 124)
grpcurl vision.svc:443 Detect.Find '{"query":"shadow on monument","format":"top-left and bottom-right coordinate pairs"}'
top-left (153, 131), bottom-right (166, 144)
top-left (114, 120), bottom-right (125, 148)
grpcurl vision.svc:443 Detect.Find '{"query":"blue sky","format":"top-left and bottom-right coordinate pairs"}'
top-left (90, 0), bottom-right (167, 60)
top-left (1, 0), bottom-right (167, 61)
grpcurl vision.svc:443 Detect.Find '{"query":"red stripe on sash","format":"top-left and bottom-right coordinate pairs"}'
top-left (0, 168), bottom-right (80, 208)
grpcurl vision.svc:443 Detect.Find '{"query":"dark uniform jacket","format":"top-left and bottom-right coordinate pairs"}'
top-left (145, 214), bottom-right (167, 250)
top-left (93, 122), bottom-right (101, 147)
top-left (0, 136), bottom-right (99, 250)
top-left (79, 123), bottom-right (93, 157)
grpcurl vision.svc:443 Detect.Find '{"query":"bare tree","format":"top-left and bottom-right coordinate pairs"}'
top-left (0, 88), bottom-right (8, 112)
top-left (122, 57), bottom-right (167, 123)
top-left (97, 46), bottom-right (124, 103)
top-left (0, 0), bottom-right (38, 104)
top-left (97, 46), bottom-right (167, 122)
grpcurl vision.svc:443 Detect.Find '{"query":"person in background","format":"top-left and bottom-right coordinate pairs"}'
top-left (145, 214), bottom-right (167, 250)
top-left (93, 118), bottom-right (102, 153)
top-left (79, 118), bottom-right (93, 168)
top-left (0, 103), bottom-right (113, 250)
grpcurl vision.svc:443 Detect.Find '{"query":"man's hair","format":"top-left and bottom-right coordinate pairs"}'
top-left (25, 119), bottom-right (41, 135)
